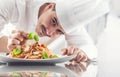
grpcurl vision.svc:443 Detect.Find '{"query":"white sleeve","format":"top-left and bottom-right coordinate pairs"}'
top-left (0, 15), bottom-right (7, 38)
top-left (65, 26), bottom-right (97, 60)
top-left (0, 0), bottom-right (16, 38)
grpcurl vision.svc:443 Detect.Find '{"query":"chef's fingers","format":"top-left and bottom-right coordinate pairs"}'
top-left (11, 30), bottom-right (28, 39)
top-left (76, 50), bottom-right (88, 62)
top-left (8, 38), bottom-right (20, 45)
top-left (70, 48), bottom-right (88, 62)
top-left (69, 48), bottom-right (80, 62)
top-left (61, 48), bottom-right (68, 55)
top-left (20, 31), bottom-right (28, 39)
top-left (7, 44), bottom-right (21, 51)
top-left (80, 54), bottom-right (88, 62)
top-left (76, 52), bottom-right (83, 62)
top-left (10, 32), bottom-right (24, 42)
top-left (67, 45), bottom-right (75, 55)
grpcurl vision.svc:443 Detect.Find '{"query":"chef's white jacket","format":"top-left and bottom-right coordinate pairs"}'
top-left (0, 0), bottom-right (109, 60)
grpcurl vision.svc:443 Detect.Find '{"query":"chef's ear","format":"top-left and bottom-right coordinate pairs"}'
top-left (45, 3), bottom-right (55, 10)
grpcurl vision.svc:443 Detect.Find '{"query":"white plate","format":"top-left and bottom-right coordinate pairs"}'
top-left (0, 53), bottom-right (76, 64)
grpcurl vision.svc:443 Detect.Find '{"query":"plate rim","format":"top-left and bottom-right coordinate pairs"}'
top-left (0, 53), bottom-right (76, 63)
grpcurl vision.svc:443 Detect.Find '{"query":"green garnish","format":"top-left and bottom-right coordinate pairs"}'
top-left (28, 32), bottom-right (39, 41)
top-left (28, 32), bottom-right (33, 40)
top-left (51, 55), bottom-right (58, 58)
top-left (42, 72), bottom-right (47, 77)
top-left (12, 72), bottom-right (21, 77)
top-left (13, 48), bottom-right (22, 56)
top-left (34, 34), bottom-right (39, 41)
top-left (42, 51), bottom-right (49, 59)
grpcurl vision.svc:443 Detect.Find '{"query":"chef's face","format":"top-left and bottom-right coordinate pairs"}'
top-left (36, 3), bottom-right (64, 38)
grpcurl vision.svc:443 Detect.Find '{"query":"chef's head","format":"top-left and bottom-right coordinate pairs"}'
top-left (36, 3), bottom-right (65, 38)
top-left (35, 0), bottom-right (107, 38)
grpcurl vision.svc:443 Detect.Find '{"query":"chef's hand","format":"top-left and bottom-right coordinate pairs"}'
top-left (61, 45), bottom-right (88, 63)
top-left (7, 30), bottom-right (28, 51)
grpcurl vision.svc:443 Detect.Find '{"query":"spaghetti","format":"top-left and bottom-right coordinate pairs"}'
top-left (9, 42), bottom-right (57, 59)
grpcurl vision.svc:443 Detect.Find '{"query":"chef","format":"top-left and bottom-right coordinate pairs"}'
top-left (0, 0), bottom-right (109, 62)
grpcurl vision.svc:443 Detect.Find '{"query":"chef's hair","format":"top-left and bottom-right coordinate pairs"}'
top-left (38, 2), bottom-right (56, 18)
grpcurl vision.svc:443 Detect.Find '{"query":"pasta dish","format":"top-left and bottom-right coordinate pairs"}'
top-left (9, 32), bottom-right (58, 59)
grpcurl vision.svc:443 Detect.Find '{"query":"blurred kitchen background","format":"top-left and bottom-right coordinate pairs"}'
top-left (1, 0), bottom-right (120, 77)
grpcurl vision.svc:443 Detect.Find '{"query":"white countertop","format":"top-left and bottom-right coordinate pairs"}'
top-left (97, 14), bottom-right (120, 77)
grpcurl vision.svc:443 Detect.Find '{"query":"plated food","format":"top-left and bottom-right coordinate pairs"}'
top-left (9, 32), bottom-right (58, 59)
top-left (0, 32), bottom-right (76, 64)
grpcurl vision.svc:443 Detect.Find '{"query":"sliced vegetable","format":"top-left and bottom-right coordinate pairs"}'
top-left (13, 48), bottom-right (22, 56)
top-left (42, 51), bottom-right (49, 59)
top-left (12, 72), bottom-right (21, 77)
top-left (41, 44), bottom-right (46, 48)
top-left (42, 72), bottom-right (47, 77)
top-left (28, 32), bottom-right (39, 41)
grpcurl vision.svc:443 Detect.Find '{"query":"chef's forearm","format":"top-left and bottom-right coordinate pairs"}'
top-left (0, 36), bottom-right (8, 52)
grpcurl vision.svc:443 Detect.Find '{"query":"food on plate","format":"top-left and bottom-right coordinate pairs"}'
top-left (9, 32), bottom-right (58, 59)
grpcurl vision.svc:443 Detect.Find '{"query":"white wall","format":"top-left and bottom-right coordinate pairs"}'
top-left (110, 0), bottom-right (120, 16)
top-left (97, 13), bottom-right (120, 77)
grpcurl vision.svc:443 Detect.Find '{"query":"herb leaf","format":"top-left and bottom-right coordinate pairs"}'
top-left (51, 55), bottom-right (58, 58)
top-left (13, 48), bottom-right (22, 56)
top-left (28, 32), bottom-right (34, 39)
top-left (28, 32), bottom-right (39, 41)
top-left (34, 34), bottom-right (39, 41)
top-left (42, 51), bottom-right (49, 59)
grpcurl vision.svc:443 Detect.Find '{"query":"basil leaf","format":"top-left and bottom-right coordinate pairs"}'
top-left (28, 32), bottom-right (34, 39)
top-left (28, 32), bottom-right (39, 41)
top-left (12, 72), bottom-right (21, 77)
top-left (42, 51), bottom-right (49, 59)
top-left (34, 34), bottom-right (39, 41)
top-left (13, 48), bottom-right (22, 56)
top-left (51, 55), bottom-right (58, 58)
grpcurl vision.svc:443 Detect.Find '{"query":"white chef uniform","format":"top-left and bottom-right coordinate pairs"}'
top-left (0, 0), bottom-right (109, 60)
